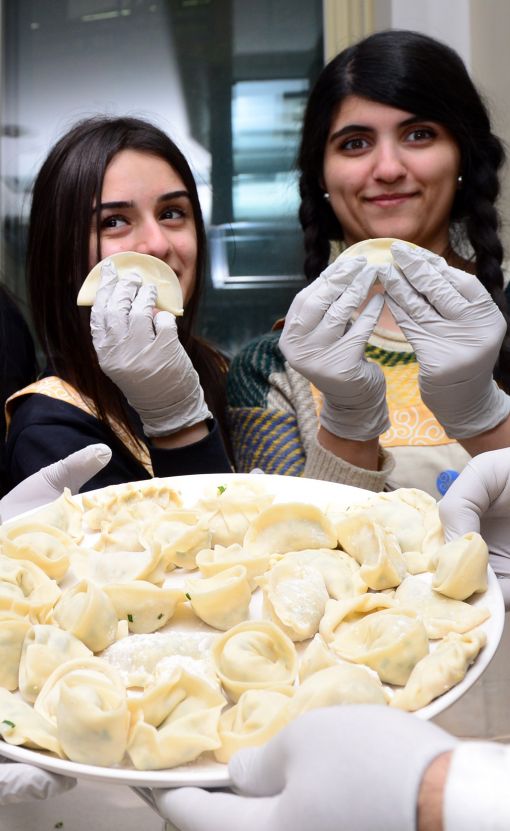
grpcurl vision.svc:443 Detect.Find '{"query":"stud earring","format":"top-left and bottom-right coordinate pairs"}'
top-left (323, 192), bottom-right (330, 201)
top-left (457, 175), bottom-right (463, 187)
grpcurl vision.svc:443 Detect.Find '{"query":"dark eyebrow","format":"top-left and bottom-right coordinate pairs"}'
top-left (329, 115), bottom-right (425, 143)
top-left (97, 191), bottom-right (191, 211)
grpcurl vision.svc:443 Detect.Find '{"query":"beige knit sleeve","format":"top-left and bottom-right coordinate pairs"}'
top-left (303, 435), bottom-right (395, 491)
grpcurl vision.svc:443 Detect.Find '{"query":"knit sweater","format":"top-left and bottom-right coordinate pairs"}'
top-left (227, 328), bottom-right (471, 498)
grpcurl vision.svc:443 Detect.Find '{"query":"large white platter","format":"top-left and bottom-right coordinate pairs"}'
top-left (0, 473), bottom-right (504, 787)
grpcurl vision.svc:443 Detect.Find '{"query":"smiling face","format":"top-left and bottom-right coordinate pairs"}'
top-left (322, 95), bottom-right (461, 253)
top-left (89, 149), bottom-right (198, 305)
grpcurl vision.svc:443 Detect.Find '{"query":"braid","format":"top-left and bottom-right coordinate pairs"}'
top-left (299, 177), bottom-right (342, 282)
top-left (462, 146), bottom-right (510, 392)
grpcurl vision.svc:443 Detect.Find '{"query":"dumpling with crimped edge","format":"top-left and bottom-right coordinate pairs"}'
top-left (34, 657), bottom-right (129, 766)
top-left (51, 579), bottom-right (118, 652)
top-left (256, 559), bottom-right (329, 642)
top-left (93, 509), bottom-right (148, 554)
top-left (0, 555), bottom-right (61, 622)
top-left (243, 502), bottom-right (337, 556)
top-left (395, 574), bottom-right (490, 639)
top-left (319, 594), bottom-right (429, 685)
top-left (195, 543), bottom-right (271, 590)
top-left (214, 688), bottom-right (292, 763)
top-left (185, 565), bottom-right (252, 631)
top-left (140, 510), bottom-right (211, 577)
top-left (127, 667), bottom-right (226, 770)
top-left (0, 522), bottom-right (75, 582)
top-left (78, 251), bottom-right (184, 315)
top-left (0, 687), bottom-right (62, 755)
top-left (0, 610), bottom-right (31, 691)
top-left (19, 624), bottom-right (93, 703)
top-left (338, 237), bottom-right (417, 265)
top-left (16, 487), bottom-right (84, 543)
top-left (391, 628), bottom-right (487, 712)
top-left (194, 478), bottom-right (274, 547)
top-left (101, 631), bottom-right (218, 689)
top-left (211, 620), bottom-right (298, 702)
top-left (103, 581), bottom-right (185, 634)
top-left (430, 532), bottom-right (488, 600)
top-left (69, 542), bottom-right (162, 586)
top-left (270, 548), bottom-right (368, 601)
top-left (82, 479), bottom-right (182, 531)
top-left (335, 514), bottom-right (407, 590)
top-left (289, 663), bottom-right (388, 720)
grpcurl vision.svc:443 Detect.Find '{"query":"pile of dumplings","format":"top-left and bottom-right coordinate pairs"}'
top-left (0, 476), bottom-right (492, 771)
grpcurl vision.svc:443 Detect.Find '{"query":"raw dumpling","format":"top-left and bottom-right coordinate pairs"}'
top-left (320, 594), bottom-right (429, 685)
top-left (78, 251), bottom-right (184, 315)
top-left (19, 624), bottom-right (92, 703)
top-left (257, 560), bottom-right (329, 641)
top-left (244, 503), bottom-right (337, 555)
top-left (82, 480), bottom-right (181, 531)
top-left (0, 687), bottom-right (62, 754)
top-left (103, 581), bottom-right (185, 634)
top-left (395, 575), bottom-right (491, 639)
top-left (214, 688), bottom-right (292, 763)
top-left (1, 522), bottom-right (73, 581)
top-left (431, 533), bottom-right (488, 600)
top-left (0, 555), bottom-right (61, 622)
top-left (141, 510), bottom-right (211, 576)
top-left (271, 548), bottom-right (367, 601)
top-left (195, 478), bottom-right (274, 547)
top-left (101, 631), bottom-right (218, 688)
top-left (35, 657), bottom-right (129, 766)
top-left (289, 664), bottom-right (388, 718)
top-left (22, 487), bottom-right (84, 542)
top-left (127, 667), bottom-right (225, 770)
top-left (212, 620), bottom-right (298, 701)
top-left (185, 565), bottom-right (252, 630)
top-left (0, 610), bottom-right (31, 690)
top-left (338, 237), bottom-right (416, 265)
top-left (335, 515), bottom-right (407, 590)
top-left (69, 544), bottom-right (161, 586)
top-left (195, 544), bottom-right (271, 589)
top-left (299, 634), bottom-right (343, 682)
top-left (51, 579), bottom-right (118, 651)
top-left (391, 629), bottom-right (487, 711)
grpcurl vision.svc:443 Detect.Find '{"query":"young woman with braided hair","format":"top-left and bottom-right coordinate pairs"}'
top-left (227, 28), bottom-right (510, 501)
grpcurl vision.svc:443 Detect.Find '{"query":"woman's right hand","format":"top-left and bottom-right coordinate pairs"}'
top-left (279, 255), bottom-right (389, 441)
top-left (90, 261), bottom-right (211, 438)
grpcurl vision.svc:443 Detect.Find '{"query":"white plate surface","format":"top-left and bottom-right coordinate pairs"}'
top-left (0, 473), bottom-right (504, 787)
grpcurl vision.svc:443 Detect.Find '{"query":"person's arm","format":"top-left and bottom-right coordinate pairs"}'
top-left (457, 414), bottom-right (510, 457)
top-left (317, 428), bottom-right (380, 470)
top-left (418, 752), bottom-right (452, 831)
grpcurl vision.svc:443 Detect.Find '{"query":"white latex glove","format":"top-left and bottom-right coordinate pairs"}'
top-left (146, 706), bottom-right (456, 831)
top-left (279, 256), bottom-right (389, 440)
top-left (439, 448), bottom-right (510, 605)
top-left (90, 262), bottom-right (211, 437)
top-left (380, 242), bottom-right (510, 438)
top-left (0, 758), bottom-right (75, 805)
top-left (0, 443), bottom-right (112, 522)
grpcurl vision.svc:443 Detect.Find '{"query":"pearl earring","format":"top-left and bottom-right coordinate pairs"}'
top-left (457, 175), bottom-right (463, 186)
top-left (323, 192), bottom-right (330, 201)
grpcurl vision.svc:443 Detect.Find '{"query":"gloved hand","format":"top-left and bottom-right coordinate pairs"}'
top-left (90, 262), bottom-right (211, 437)
top-left (380, 242), bottom-right (510, 439)
top-left (146, 705), bottom-right (456, 831)
top-left (0, 759), bottom-right (75, 805)
top-left (439, 448), bottom-right (510, 606)
top-left (279, 256), bottom-right (389, 441)
top-left (0, 443), bottom-right (112, 521)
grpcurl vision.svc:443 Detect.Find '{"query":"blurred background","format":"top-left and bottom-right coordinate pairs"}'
top-left (1, 0), bottom-right (509, 359)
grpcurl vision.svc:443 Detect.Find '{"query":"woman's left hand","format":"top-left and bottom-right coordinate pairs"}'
top-left (380, 241), bottom-right (510, 439)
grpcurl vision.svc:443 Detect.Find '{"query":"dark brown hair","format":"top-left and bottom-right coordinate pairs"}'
top-left (28, 115), bottom-right (229, 453)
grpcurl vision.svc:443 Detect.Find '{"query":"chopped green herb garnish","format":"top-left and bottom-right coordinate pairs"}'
top-left (157, 613), bottom-right (164, 620)
top-left (55, 823), bottom-right (64, 829)
top-left (185, 592), bottom-right (192, 601)
top-left (2, 719), bottom-right (15, 728)
top-left (217, 484), bottom-right (227, 495)
top-left (127, 614), bottom-right (134, 623)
